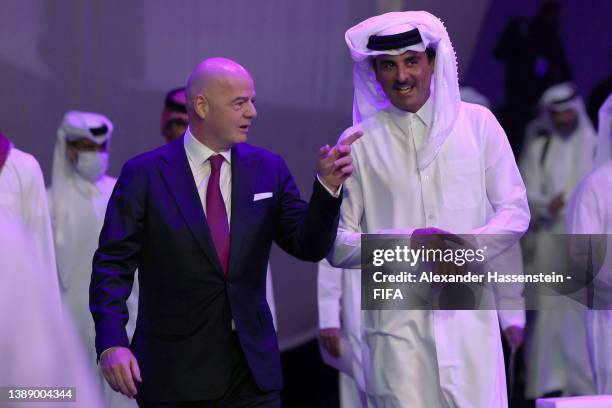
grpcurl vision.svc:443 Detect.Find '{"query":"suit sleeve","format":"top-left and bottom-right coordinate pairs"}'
top-left (273, 155), bottom-right (342, 262)
top-left (90, 160), bottom-right (146, 357)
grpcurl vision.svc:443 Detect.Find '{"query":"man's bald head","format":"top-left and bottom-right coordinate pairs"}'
top-left (185, 57), bottom-right (257, 151)
top-left (186, 58), bottom-right (252, 115)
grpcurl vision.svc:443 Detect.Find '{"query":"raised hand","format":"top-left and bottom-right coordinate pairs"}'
top-left (317, 130), bottom-right (363, 192)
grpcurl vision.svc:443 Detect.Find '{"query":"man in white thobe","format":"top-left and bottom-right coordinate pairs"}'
top-left (567, 93), bottom-right (612, 394)
top-left (47, 111), bottom-right (138, 408)
top-left (328, 11), bottom-right (530, 407)
top-left (520, 83), bottom-right (597, 398)
top-left (0, 214), bottom-right (106, 408)
top-left (0, 132), bottom-right (60, 307)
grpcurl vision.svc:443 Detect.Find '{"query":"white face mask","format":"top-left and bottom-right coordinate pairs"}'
top-left (74, 151), bottom-right (108, 182)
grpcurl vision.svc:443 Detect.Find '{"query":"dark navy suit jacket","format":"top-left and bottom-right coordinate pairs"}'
top-left (90, 137), bottom-right (341, 401)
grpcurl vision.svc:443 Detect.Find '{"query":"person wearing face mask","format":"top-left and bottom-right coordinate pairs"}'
top-left (520, 83), bottom-right (598, 399)
top-left (47, 111), bottom-right (139, 408)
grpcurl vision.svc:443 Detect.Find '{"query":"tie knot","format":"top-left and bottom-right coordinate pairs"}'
top-left (209, 155), bottom-right (224, 173)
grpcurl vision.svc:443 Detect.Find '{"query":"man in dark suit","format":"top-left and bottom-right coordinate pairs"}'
top-left (90, 57), bottom-right (361, 407)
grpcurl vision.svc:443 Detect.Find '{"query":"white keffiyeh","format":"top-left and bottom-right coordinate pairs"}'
top-left (345, 10), bottom-right (460, 170)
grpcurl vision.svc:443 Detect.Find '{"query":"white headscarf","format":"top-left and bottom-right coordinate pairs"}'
top-left (539, 82), bottom-right (586, 114)
top-left (538, 82), bottom-right (597, 175)
top-left (345, 10), bottom-right (460, 170)
top-left (50, 111), bottom-right (113, 269)
top-left (595, 93), bottom-right (612, 168)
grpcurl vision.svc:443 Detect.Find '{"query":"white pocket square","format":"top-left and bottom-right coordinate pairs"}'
top-left (253, 192), bottom-right (273, 201)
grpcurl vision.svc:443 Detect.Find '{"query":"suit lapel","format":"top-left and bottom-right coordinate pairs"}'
top-left (228, 143), bottom-right (255, 278)
top-left (158, 137), bottom-right (225, 277)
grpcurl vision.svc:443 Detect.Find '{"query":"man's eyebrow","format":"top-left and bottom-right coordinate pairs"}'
top-left (232, 96), bottom-right (249, 103)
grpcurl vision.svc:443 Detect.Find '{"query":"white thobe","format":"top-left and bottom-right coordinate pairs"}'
top-left (521, 122), bottom-right (596, 398)
top-left (0, 216), bottom-right (105, 408)
top-left (48, 174), bottom-right (139, 408)
top-left (0, 147), bottom-right (60, 306)
top-left (567, 161), bottom-right (612, 394)
top-left (330, 98), bottom-right (530, 407)
top-left (318, 259), bottom-right (367, 407)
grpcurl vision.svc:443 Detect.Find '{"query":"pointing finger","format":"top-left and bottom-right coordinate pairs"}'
top-left (340, 130), bottom-right (363, 146)
top-left (319, 145), bottom-right (331, 158)
top-left (334, 144), bottom-right (351, 158)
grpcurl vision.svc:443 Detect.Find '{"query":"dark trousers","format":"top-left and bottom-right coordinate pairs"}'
top-left (138, 334), bottom-right (281, 408)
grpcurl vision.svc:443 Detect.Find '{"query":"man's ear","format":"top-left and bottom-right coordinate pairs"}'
top-left (194, 94), bottom-right (209, 120)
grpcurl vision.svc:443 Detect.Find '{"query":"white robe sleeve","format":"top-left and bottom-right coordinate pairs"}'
top-left (329, 127), bottom-right (416, 269)
top-left (318, 259), bottom-right (342, 329)
top-left (471, 110), bottom-right (531, 263)
top-left (329, 129), bottom-right (366, 269)
top-left (472, 109), bottom-right (531, 236)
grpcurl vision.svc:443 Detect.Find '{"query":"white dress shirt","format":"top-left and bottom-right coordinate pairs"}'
top-left (184, 128), bottom-right (233, 223)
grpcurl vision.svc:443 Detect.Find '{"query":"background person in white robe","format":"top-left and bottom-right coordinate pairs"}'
top-left (567, 93), bottom-right (612, 394)
top-left (160, 87), bottom-right (278, 329)
top-left (0, 215), bottom-right (104, 408)
top-left (328, 11), bottom-right (530, 407)
top-left (520, 83), bottom-right (597, 399)
top-left (0, 131), bottom-right (60, 308)
top-left (48, 111), bottom-right (139, 408)
top-left (317, 259), bottom-right (366, 408)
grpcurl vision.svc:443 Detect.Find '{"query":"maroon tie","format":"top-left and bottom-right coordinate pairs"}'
top-left (206, 155), bottom-right (230, 274)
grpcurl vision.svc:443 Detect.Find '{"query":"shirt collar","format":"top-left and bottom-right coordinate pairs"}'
top-left (416, 96), bottom-right (433, 128)
top-left (387, 95), bottom-right (433, 129)
top-left (184, 127), bottom-right (232, 166)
